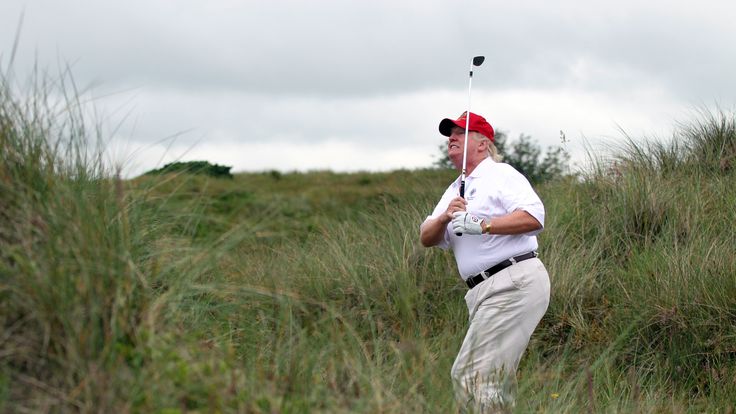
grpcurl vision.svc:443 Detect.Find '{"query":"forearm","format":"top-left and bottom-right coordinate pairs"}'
top-left (420, 215), bottom-right (451, 247)
top-left (483, 210), bottom-right (542, 235)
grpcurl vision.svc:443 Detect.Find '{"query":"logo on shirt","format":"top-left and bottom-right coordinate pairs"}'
top-left (466, 187), bottom-right (477, 200)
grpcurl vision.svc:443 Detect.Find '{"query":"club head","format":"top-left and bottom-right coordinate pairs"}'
top-left (473, 56), bottom-right (485, 66)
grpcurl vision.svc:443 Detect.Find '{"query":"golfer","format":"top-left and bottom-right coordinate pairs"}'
top-left (419, 112), bottom-right (550, 411)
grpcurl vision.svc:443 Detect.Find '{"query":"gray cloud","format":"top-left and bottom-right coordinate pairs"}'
top-left (2, 0), bottom-right (735, 176)
top-left (5, 0), bottom-right (733, 99)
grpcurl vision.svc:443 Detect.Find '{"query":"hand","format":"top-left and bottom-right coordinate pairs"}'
top-left (452, 211), bottom-right (483, 235)
top-left (444, 197), bottom-right (467, 222)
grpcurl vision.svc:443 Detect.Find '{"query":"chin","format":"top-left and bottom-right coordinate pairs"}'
top-left (448, 156), bottom-right (462, 170)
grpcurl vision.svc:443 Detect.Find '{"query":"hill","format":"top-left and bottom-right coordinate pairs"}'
top-left (2, 70), bottom-right (735, 412)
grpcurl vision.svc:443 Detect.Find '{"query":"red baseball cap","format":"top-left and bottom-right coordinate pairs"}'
top-left (439, 112), bottom-right (495, 142)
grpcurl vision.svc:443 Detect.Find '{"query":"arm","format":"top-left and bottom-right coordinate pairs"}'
top-left (420, 196), bottom-right (467, 247)
top-left (419, 215), bottom-right (451, 247)
top-left (481, 210), bottom-right (542, 235)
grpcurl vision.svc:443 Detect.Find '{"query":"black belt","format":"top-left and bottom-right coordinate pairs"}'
top-left (465, 252), bottom-right (538, 289)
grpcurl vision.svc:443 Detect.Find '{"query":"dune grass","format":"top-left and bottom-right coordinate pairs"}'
top-left (2, 69), bottom-right (735, 412)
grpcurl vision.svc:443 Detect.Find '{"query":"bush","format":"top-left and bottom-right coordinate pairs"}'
top-left (145, 160), bottom-right (233, 178)
top-left (433, 130), bottom-right (570, 183)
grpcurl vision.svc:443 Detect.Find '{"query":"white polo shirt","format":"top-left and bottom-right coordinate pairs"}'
top-left (423, 158), bottom-right (545, 280)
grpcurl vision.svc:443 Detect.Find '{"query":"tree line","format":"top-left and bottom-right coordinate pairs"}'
top-left (434, 131), bottom-right (570, 184)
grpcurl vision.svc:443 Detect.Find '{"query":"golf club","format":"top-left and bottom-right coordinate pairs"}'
top-left (456, 55), bottom-right (485, 236)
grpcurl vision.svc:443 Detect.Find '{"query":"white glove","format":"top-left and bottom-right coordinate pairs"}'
top-left (452, 211), bottom-right (483, 235)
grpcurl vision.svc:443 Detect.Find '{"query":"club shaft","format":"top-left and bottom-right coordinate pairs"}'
top-left (456, 59), bottom-right (476, 237)
top-left (460, 59), bottom-right (474, 198)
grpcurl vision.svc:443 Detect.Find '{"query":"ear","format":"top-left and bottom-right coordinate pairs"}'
top-left (476, 137), bottom-right (489, 153)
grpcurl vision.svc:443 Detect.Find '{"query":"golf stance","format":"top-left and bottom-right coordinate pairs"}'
top-left (419, 112), bottom-right (550, 411)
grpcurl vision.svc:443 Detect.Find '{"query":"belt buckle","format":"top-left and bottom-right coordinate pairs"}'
top-left (466, 277), bottom-right (476, 289)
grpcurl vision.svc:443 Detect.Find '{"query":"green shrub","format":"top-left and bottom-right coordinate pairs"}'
top-left (145, 160), bottom-right (233, 178)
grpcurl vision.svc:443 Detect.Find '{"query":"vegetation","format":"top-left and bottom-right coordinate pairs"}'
top-left (145, 160), bottom-right (233, 179)
top-left (2, 68), bottom-right (735, 413)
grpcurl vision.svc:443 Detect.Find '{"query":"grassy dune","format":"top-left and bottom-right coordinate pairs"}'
top-left (2, 72), bottom-right (735, 412)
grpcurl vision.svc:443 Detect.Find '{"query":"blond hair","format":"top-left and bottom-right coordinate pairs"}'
top-left (470, 131), bottom-right (503, 162)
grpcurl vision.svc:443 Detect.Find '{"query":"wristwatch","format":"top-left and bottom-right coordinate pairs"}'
top-left (483, 220), bottom-right (492, 234)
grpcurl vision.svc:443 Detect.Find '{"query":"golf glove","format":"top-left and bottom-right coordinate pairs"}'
top-left (452, 211), bottom-right (483, 235)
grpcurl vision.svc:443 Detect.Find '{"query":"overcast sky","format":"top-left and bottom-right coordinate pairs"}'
top-left (2, 0), bottom-right (734, 177)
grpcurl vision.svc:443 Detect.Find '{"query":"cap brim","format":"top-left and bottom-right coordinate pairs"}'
top-left (439, 118), bottom-right (462, 137)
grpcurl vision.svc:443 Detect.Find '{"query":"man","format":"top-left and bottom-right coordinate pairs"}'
top-left (419, 112), bottom-right (550, 411)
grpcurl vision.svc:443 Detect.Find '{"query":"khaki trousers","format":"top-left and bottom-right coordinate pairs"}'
top-left (451, 258), bottom-right (550, 411)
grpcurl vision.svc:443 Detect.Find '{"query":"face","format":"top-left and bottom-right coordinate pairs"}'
top-left (447, 127), bottom-right (466, 167)
top-left (447, 127), bottom-right (484, 169)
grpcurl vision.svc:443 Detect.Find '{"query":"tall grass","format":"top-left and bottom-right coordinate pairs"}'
top-left (2, 68), bottom-right (155, 410)
top-left (529, 111), bottom-right (736, 411)
top-left (2, 64), bottom-right (735, 412)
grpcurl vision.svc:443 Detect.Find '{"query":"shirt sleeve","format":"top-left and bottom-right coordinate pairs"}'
top-left (421, 183), bottom-right (457, 250)
top-left (499, 166), bottom-right (545, 236)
